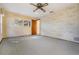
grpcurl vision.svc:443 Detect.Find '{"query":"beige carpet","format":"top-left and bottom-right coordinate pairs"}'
top-left (0, 35), bottom-right (79, 55)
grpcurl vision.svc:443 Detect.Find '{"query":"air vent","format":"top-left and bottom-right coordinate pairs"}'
top-left (74, 37), bottom-right (79, 41)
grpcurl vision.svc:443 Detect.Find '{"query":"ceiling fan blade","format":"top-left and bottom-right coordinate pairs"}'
top-left (43, 3), bottom-right (48, 7)
top-left (33, 8), bottom-right (39, 12)
top-left (30, 3), bottom-right (37, 7)
top-left (40, 8), bottom-right (46, 12)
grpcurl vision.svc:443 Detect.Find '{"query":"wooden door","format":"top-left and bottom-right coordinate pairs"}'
top-left (32, 20), bottom-right (37, 35)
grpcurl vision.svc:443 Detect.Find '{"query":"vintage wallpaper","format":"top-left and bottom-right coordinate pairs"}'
top-left (41, 4), bottom-right (79, 43)
top-left (2, 10), bottom-right (33, 38)
top-left (6, 14), bottom-right (32, 37)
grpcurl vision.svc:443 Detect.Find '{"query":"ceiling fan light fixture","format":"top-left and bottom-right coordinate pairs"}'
top-left (43, 3), bottom-right (48, 6)
top-left (30, 3), bottom-right (48, 12)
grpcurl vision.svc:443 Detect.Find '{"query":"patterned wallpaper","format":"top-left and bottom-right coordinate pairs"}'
top-left (2, 10), bottom-right (34, 38)
top-left (6, 14), bottom-right (32, 37)
top-left (41, 4), bottom-right (79, 43)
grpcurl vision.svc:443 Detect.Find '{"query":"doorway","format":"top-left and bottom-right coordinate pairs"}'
top-left (32, 20), bottom-right (40, 35)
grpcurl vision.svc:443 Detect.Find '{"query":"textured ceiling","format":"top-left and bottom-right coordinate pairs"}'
top-left (0, 3), bottom-right (75, 18)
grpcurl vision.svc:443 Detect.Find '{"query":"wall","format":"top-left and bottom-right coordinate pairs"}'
top-left (0, 15), bottom-right (2, 41)
top-left (41, 4), bottom-right (79, 43)
top-left (0, 8), bottom-right (3, 41)
top-left (2, 9), bottom-right (36, 38)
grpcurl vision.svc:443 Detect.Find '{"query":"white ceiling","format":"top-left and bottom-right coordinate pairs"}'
top-left (0, 3), bottom-right (74, 18)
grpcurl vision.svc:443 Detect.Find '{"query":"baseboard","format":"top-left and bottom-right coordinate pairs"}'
top-left (41, 35), bottom-right (79, 44)
top-left (2, 35), bottom-right (31, 39)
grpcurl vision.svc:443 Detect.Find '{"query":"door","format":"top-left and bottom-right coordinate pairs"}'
top-left (32, 20), bottom-right (40, 35)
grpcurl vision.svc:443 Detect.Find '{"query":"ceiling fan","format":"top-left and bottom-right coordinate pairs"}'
top-left (30, 3), bottom-right (48, 12)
